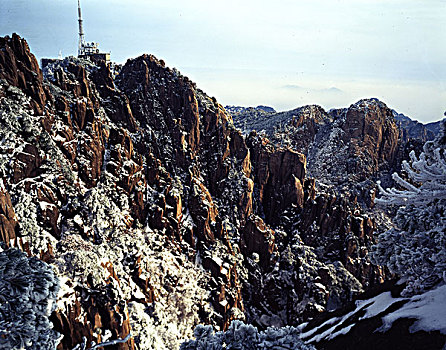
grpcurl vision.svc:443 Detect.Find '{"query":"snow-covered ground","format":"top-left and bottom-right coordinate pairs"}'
top-left (300, 283), bottom-right (446, 344)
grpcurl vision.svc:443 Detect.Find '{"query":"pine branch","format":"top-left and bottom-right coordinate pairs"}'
top-left (72, 333), bottom-right (132, 350)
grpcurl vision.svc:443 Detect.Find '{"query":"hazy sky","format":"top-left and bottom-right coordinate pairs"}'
top-left (1, 0), bottom-right (445, 122)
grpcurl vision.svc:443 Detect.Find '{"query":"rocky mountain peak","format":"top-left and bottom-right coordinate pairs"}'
top-left (0, 33), bottom-right (47, 115)
top-left (231, 96), bottom-right (417, 205)
top-left (0, 34), bottom-right (443, 349)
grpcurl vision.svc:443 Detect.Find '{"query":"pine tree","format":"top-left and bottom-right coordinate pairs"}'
top-left (180, 320), bottom-right (315, 350)
top-left (371, 123), bottom-right (446, 295)
top-left (0, 248), bottom-right (60, 349)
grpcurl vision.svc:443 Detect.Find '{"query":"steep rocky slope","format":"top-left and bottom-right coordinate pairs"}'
top-left (227, 102), bottom-right (446, 349)
top-left (231, 100), bottom-right (443, 207)
top-left (0, 34), bottom-right (400, 349)
top-left (393, 110), bottom-right (441, 142)
top-left (226, 105), bottom-right (276, 134)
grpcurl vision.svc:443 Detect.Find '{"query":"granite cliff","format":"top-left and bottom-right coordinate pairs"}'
top-left (0, 34), bottom-right (443, 349)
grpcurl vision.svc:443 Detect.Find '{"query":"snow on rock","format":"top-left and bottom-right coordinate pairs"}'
top-left (299, 282), bottom-right (446, 349)
top-left (380, 284), bottom-right (446, 334)
top-left (1, 33), bottom-right (442, 350)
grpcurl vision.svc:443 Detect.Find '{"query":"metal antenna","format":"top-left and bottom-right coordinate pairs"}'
top-left (77, 0), bottom-right (85, 56)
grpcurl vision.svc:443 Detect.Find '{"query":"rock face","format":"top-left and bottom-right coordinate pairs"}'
top-left (1, 34), bottom-right (253, 349)
top-left (393, 109), bottom-right (441, 142)
top-left (0, 34), bottom-right (414, 350)
top-left (341, 99), bottom-right (400, 180)
top-left (0, 188), bottom-right (17, 247)
top-left (231, 98), bottom-right (440, 201)
top-left (240, 215), bottom-right (275, 269)
top-left (0, 33), bottom-right (47, 114)
top-left (51, 295), bottom-right (134, 350)
top-left (247, 133), bottom-right (306, 224)
top-left (293, 181), bottom-right (385, 288)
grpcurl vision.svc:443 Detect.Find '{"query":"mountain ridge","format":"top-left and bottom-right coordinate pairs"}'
top-left (229, 103), bottom-right (443, 143)
top-left (0, 33), bottom-right (444, 349)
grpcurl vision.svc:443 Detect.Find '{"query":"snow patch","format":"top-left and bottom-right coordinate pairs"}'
top-left (380, 284), bottom-right (446, 334)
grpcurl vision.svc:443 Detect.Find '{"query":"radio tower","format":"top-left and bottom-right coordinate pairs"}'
top-left (75, 0), bottom-right (110, 62)
top-left (77, 0), bottom-right (85, 56)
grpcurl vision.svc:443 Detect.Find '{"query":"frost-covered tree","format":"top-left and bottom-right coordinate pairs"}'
top-left (371, 126), bottom-right (446, 295)
top-left (0, 248), bottom-right (60, 349)
top-left (180, 320), bottom-right (315, 350)
top-left (72, 333), bottom-right (132, 350)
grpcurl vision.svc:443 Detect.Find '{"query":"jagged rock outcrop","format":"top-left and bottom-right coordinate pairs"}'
top-left (292, 181), bottom-right (386, 288)
top-left (240, 215), bottom-right (276, 269)
top-left (0, 34), bottom-right (249, 348)
top-left (51, 293), bottom-right (134, 350)
top-left (12, 143), bottom-right (42, 183)
top-left (341, 99), bottom-right (400, 179)
top-left (247, 132), bottom-right (306, 224)
top-left (0, 33), bottom-right (411, 350)
top-left (0, 34), bottom-right (47, 114)
top-left (189, 177), bottom-right (222, 243)
top-left (393, 110), bottom-right (441, 142)
top-left (117, 54), bottom-right (201, 161)
top-left (230, 99), bottom-right (437, 203)
top-left (201, 248), bottom-right (244, 327)
top-left (217, 116), bottom-right (391, 328)
top-left (268, 105), bottom-right (332, 154)
top-left (91, 61), bottom-right (137, 132)
top-left (0, 188), bottom-right (17, 247)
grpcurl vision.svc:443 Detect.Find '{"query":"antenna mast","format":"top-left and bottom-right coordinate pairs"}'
top-left (75, 0), bottom-right (110, 62)
top-left (77, 0), bottom-right (85, 56)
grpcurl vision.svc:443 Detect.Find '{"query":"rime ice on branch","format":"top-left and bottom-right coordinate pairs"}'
top-left (372, 128), bottom-right (446, 295)
top-left (0, 248), bottom-right (60, 350)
